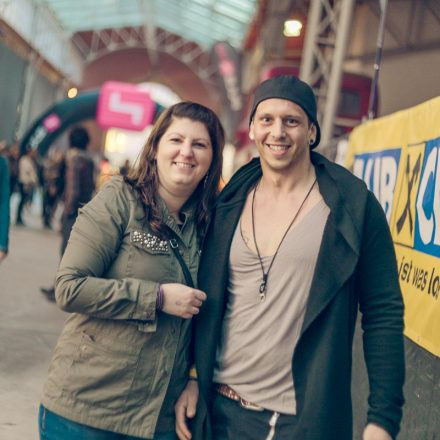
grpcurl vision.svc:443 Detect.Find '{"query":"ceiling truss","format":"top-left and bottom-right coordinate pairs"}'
top-left (72, 26), bottom-right (218, 84)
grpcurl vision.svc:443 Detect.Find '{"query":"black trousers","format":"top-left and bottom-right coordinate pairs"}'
top-left (212, 394), bottom-right (298, 440)
top-left (16, 183), bottom-right (33, 223)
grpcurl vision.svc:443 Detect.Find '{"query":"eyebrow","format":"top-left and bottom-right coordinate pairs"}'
top-left (167, 132), bottom-right (210, 142)
top-left (258, 112), bottom-right (304, 119)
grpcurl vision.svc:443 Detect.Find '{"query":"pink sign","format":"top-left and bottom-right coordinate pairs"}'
top-left (97, 81), bottom-right (155, 131)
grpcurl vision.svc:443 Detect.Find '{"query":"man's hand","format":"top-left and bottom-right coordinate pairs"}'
top-left (175, 380), bottom-right (199, 440)
top-left (363, 423), bottom-right (392, 440)
top-left (0, 250), bottom-right (7, 263)
top-left (162, 283), bottom-right (206, 319)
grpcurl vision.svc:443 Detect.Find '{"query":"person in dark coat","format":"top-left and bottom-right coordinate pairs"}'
top-left (41, 149), bottom-right (65, 228)
top-left (40, 126), bottom-right (94, 301)
top-left (0, 153), bottom-right (10, 262)
top-left (175, 76), bottom-right (405, 440)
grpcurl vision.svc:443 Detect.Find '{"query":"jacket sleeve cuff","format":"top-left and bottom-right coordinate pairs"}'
top-left (134, 280), bottom-right (158, 319)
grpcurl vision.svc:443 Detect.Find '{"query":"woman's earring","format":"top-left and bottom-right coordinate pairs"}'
top-left (309, 138), bottom-right (315, 145)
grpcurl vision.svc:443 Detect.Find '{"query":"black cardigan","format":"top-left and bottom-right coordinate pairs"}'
top-left (192, 152), bottom-right (405, 440)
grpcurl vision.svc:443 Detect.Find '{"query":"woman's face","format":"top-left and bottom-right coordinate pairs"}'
top-left (155, 117), bottom-right (213, 199)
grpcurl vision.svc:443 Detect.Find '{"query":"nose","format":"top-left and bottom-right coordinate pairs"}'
top-left (271, 119), bottom-right (285, 139)
top-left (179, 140), bottom-right (194, 158)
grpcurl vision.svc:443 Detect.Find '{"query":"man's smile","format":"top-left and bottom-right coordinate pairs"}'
top-left (265, 143), bottom-right (290, 152)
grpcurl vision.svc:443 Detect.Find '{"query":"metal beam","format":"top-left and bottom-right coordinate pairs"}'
top-left (300, 0), bottom-right (356, 148)
top-left (321, 0), bottom-right (355, 144)
top-left (73, 27), bottom-right (218, 85)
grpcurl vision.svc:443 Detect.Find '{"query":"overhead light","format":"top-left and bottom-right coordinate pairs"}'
top-left (283, 19), bottom-right (302, 37)
top-left (67, 87), bottom-right (78, 98)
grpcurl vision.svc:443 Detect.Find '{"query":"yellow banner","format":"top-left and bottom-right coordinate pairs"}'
top-left (347, 97), bottom-right (440, 356)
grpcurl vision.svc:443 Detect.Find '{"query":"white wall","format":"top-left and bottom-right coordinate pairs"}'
top-left (378, 48), bottom-right (440, 116)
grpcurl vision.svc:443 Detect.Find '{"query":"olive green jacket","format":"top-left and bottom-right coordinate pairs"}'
top-left (42, 177), bottom-right (201, 439)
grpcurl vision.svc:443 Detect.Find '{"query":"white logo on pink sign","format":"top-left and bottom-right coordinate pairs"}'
top-left (97, 81), bottom-right (155, 131)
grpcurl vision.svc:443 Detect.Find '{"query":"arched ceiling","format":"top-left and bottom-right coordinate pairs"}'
top-left (43, 0), bottom-right (258, 50)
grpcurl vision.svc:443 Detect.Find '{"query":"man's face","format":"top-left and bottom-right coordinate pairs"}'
top-left (249, 98), bottom-right (316, 174)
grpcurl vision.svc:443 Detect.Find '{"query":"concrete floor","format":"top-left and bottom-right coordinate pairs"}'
top-left (0, 205), bottom-right (67, 439)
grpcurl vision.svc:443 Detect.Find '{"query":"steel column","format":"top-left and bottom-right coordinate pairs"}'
top-left (299, 0), bottom-right (355, 147)
top-left (321, 0), bottom-right (355, 145)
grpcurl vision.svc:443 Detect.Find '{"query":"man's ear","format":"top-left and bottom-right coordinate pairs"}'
top-left (249, 122), bottom-right (255, 140)
top-left (308, 123), bottom-right (317, 143)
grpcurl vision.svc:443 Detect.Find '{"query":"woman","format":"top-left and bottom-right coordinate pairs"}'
top-left (39, 101), bottom-right (225, 440)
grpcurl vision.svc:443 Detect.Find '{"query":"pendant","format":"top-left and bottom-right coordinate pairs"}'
top-left (259, 277), bottom-right (267, 302)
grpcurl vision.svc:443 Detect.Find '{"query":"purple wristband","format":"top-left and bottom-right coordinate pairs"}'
top-left (156, 284), bottom-right (164, 311)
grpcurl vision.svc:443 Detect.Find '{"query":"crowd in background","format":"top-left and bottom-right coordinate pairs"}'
top-left (0, 131), bottom-right (131, 265)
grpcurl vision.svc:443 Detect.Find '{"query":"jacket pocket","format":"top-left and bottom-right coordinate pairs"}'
top-left (127, 228), bottom-right (172, 281)
top-left (63, 332), bottom-right (138, 410)
top-left (130, 229), bottom-right (170, 255)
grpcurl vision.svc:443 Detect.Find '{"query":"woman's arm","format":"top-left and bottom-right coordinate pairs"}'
top-left (55, 178), bottom-right (206, 322)
top-left (55, 179), bottom-right (159, 321)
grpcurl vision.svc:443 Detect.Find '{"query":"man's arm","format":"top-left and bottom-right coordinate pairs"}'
top-left (175, 380), bottom-right (199, 440)
top-left (357, 192), bottom-right (405, 439)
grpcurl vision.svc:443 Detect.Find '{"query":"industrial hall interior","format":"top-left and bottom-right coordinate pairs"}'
top-left (0, 0), bottom-right (439, 439)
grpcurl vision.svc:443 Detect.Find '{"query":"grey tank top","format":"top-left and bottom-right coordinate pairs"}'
top-left (213, 198), bottom-right (330, 414)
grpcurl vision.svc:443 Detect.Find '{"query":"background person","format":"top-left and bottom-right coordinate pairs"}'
top-left (38, 101), bottom-right (224, 440)
top-left (0, 152), bottom-right (10, 262)
top-left (15, 147), bottom-right (39, 226)
top-left (60, 126), bottom-right (95, 254)
top-left (175, 76), bottom-right (405, 440)
top-left (41, 149), bottom-right (66, 229)
top-left (40, 126), bottom-right (94, 301)
top-left (119, 158), bottom-right (131, 177)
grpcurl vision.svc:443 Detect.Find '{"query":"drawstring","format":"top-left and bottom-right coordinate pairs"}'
top-left (265, 411), bottom-right (280, 440)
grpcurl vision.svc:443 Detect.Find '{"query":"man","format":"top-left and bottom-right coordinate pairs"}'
top-left (41, 149), bottom-right (65, 229)
top-left (60, 126), bottom-right (95, 254)
top-left (40, 126), bottom-right (94, 300)
top-left (175, 76), bottom-right (405, 440)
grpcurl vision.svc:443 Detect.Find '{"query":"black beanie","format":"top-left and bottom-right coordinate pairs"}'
top-left (249, 75), bottom-right (321, 149)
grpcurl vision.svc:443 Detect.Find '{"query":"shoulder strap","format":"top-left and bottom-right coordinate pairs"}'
top-left (168, 233), bottom-right (195, 288)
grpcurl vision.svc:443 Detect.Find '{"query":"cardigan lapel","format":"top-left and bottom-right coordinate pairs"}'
top-left (203, 167), bottom-right (261, 311)
top-left (301, 154), bottom-right (365, 335)
top-left (203, 152), bottom-right (366, 342)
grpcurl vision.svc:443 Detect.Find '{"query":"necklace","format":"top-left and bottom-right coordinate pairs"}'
top-left (251, 177), bottom-right (317, 302)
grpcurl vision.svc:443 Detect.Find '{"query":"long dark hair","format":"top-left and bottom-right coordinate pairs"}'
top-left (125, 101), bottom-right (225, 238)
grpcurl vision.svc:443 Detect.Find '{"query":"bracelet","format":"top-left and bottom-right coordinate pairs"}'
top-left (156, 284), bottom-right (164, 311)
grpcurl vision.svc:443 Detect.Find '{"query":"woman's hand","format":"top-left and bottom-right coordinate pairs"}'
top-left (175, 380), bottom-right (199, 440)
top-left (161, 283), bottom-right (207, 319)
